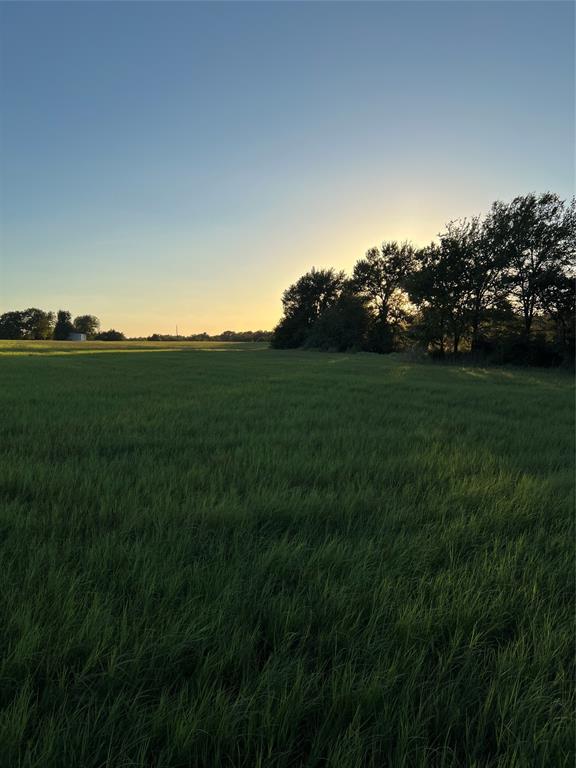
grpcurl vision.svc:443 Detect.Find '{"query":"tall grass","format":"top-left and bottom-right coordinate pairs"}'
top-left (0, 342), bottom-right (573, 767)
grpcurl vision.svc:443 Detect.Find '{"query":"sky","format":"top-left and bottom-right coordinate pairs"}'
top-left (0, 1), bottom-right (574, 336)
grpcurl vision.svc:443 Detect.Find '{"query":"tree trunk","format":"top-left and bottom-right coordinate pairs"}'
top-left (523, 295), bottom-right (534, 337)
top-left (471, 311), bottom-right (481, 351)
top-left (436, 314), bottom-right (445, 356)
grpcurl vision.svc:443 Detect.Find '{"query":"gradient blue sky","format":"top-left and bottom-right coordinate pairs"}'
top-left (1, 1), bottom-right (574, 335)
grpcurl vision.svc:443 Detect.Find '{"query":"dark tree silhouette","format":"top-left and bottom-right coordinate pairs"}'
top-left (489, 193), bottom-right (576, 337)
top-left (53, 310), bottom-right (75, 340)
top-left (407, 242), bottom-right (473, 354)
top-left (1, 191), bottom-right (573, 367)
top-left (540, 271), bottom-right (575, 355)
top-left (271, 268), bottom-right (345, 348)
top-left (406, 245), bottom-right (443, 354)
top-left (74, 315), bottom-right (100, 338)
top-left (24, 308), bottom-right (55, 339)
top-left (351, 242), bottom-right (415, 325)
top-left (351, 242), bottom-right (415, 352)
top-left (274, 192), bottom-right (574, 365)
top-left (352, 241), bottom-right (414, 323)
top-left (305, 289), bottom-right (371, 351)
top-left (0, 311), bottom-right (26, 339)
top-left (0, 308), bottom-right (54, 339)
top-left (439, 217), bottom-right (508, 351)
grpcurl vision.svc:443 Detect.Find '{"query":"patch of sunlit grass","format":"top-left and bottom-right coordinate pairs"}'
top-left (0, 340), bottom-right (269, 356)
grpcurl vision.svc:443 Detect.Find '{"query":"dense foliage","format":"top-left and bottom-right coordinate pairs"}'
top-left (52, 310), bottom-right (76, 340)
top-left (95, 329), bottom-right (126, 341)
top-left (0, 309), bottom-right (106, 340)
top-left (0, 308), bottom-right (55, 339)
top-left (272, 193), bottom-right (575, 366)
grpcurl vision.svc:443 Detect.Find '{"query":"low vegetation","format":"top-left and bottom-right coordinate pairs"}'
top-left (0, 341), bottom-right (573, 767)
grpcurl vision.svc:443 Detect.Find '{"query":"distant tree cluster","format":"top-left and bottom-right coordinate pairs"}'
top-left (0, 310), bottom-right (268, 344)
top-left (95, 329), bottom-right (126, 341)
top-left (144, 330), bottom-right (273, 342)
top-left (0, 308), bottom-right (55, 339)
top-left (272, 192), bottom-right (575, 366)
top-left (0, 309), bottom-right (126, 341)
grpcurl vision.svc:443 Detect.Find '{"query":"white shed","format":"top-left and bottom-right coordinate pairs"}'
top-left (68, 332), bottom-right (87, 341)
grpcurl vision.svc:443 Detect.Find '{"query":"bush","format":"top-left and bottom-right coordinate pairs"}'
top-left (305, 294), bottom-right (371, 352)
top-left (365, 318), bottom-right (396, 353)
top-left (95, 329), bottom-right (125, 341)
top-left (487, 334), bottom-right (563, 367)
top-left (271, 314), bottom-right (311, 349)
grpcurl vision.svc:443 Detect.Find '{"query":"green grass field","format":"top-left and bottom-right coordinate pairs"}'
top-left (0, 341), bottom-right (573, 767)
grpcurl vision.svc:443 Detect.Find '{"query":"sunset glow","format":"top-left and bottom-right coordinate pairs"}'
top-left (1, 1), bottom-right (573, 336)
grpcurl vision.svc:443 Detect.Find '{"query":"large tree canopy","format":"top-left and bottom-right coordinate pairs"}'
top-left (272, 268), bottom-right (345, 348)
top-left (52, 311), bottom-right (76, 340)
top-left (74, 315), bottom-right (100, 338)
top-left (351, 241), bottom-right (415, 324)
top-left (272, 192), bottom-right (575, 364)
top-left (488, 192), bottom-right (576, 336)
top-left (0, 308), bottom-right (54, 340)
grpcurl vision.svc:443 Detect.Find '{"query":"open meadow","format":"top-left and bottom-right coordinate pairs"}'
top-left (0, 341), bottom-right (573, 767)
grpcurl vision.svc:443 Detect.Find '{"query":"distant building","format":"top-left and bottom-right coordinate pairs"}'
top-left (68, 332), bottom-right (86, 341)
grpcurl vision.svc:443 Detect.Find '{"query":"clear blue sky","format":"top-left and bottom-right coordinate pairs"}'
top-left (1, 1), bottom-right (573, 335)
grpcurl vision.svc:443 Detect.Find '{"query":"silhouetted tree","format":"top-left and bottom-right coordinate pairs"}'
top-left (540, 271), bottom-right (575, 355)
top-left (23, 308), bottom-right (55, 339)
top-left (351, 241), bottom-right (415, 351)
top-left (0, 311), bottom-right (26, 339)
top-left (306, 290), bottom-right (371, 351)
top-left (489, 193), bottom-right (576, 337)
top-left (0, 308), bottom-right (127, 342)
top-left (439, 217), bottom-right (508, 351)
top-left (74, 315), bottom-right (100, 338)
top-left (53, 310), bottom-right (75, 340)
top-left (407, 242), bottom-right (472, 354)
top-left (271, 192), bottom-right (575, 366)
top-left (0, 308), bottom-right (55, 339)
top-left (272, 268), bottom-right (345, 348)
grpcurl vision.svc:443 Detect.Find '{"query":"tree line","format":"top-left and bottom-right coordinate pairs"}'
top-left (272, 192), bottom-right (575, 366)
top-left (142, 331), bottom-right (273, 342)
top-left (0, 309), bottom-right (125, 341)
top-left (0, 309), bottom-right (272, 344)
